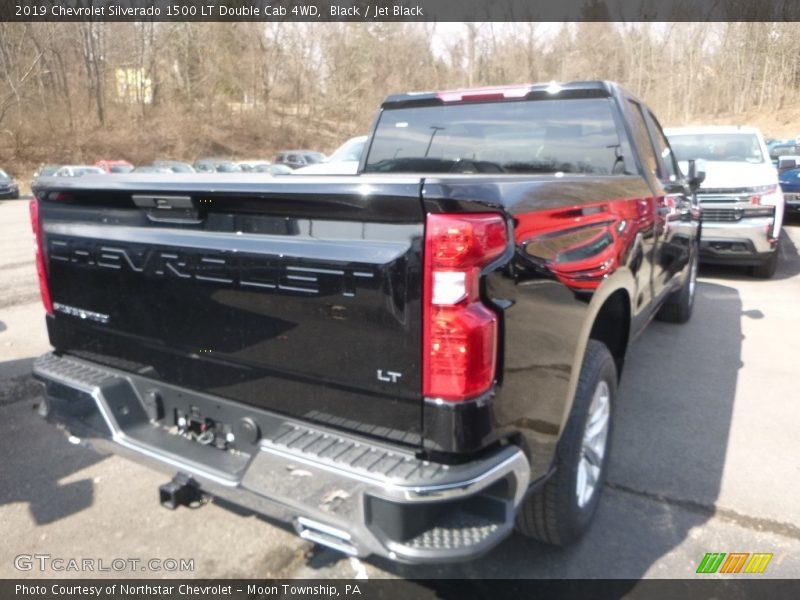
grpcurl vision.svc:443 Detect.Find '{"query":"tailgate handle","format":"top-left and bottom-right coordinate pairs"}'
top-left (133, 195), bottom-right (194, 210)
top-left (132, 195), bottom-right (203, 224)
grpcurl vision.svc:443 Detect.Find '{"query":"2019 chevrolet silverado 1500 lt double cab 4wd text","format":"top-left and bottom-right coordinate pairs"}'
top-left (667, 126), bottom-right (784, 278)
top-left (30, 81), bottom-right (701, 563)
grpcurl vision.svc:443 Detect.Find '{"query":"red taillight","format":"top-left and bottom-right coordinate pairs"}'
top-left (29, 198), bottom-right (53, 316)
top-left (423, 213), bottom-right (507, 402)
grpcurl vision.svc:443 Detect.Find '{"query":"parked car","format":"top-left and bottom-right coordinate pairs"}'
top-left (193, 159), bottom-right (242, 173)
top-left (667, 125), bottom-right (783, 278)
top-left (274, 150), bottom-right (326, 169)
top-left (778, 164), bottom-right (800, 216)
top-left (254, 164), bottom-right (293, 175)
top-left (293, 136), bottom-right (367, 175)
top-left (767, 138), bottom-right (792, 151)
top-left (31, 81), bottom-right (700, 563)
top-left (95, 160), bottom-right (134, 174)
top-left (34, 164), bottom-right (62, 179)
top-left (0, 168), bottom-right (20, 199)
top-left (54, 165), bottom-right (106, 177)
top-left (236, 160), bottom-right (271, 172)
top-left (768, 142), bottom-right (800, 168)
top-left (152, 161), bottom-right (196, 173)
top-left (131, 166), bottom-right (173, 174)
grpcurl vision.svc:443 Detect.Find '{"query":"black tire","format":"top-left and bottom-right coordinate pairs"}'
top-left (515, 340), bottom-right (616, 545)
top-left (656, 245), bottom-right (698, 324)
top-left (751, 246), bottom-right (779, 279)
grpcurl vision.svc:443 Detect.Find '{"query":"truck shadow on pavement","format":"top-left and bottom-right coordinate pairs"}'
top-left (340, 279), bottom-right (745, 579)
top-left (0, 356), bottom-right (107, 525)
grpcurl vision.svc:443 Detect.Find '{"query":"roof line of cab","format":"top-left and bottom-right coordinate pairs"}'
top-left (380, 80), bottom-right (635, 109)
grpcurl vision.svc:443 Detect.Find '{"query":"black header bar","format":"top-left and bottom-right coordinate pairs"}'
top-left (3, 579), bottom-right (800, 600)
top-left (3, 0), bottom-right (800, 22)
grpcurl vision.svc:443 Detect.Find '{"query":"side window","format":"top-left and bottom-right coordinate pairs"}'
top-left (645, 110), bottom-right (679, 182)
top-left (626, 100), bottom-right (658, 177)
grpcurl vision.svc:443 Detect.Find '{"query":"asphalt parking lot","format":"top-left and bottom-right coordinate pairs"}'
top-left (1, 197), bottom-right (799, 580)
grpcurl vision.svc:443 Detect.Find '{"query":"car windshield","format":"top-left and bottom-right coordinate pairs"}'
top-left (669, 133), bottom-right (765, 164)
top-left (110, 165), bottom-right (134, 173)
top-left (327, 138), bottom-right (366, 163)
top-left (0, 169), bottom-right (8, 178)
top-left (364, 98), bottom-right (630, 175)
top-left (76, 168), bottom-right (103, 176)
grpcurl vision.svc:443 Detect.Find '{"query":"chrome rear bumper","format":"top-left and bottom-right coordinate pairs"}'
top-left (33, 352), bottom-right (530, 563)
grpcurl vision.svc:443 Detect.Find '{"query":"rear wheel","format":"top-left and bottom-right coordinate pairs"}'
top-left (656, 245), bottom-right (698, 324)
top-left (751, 246), bottom-right (779, 279)
top-left (515, 340), bottom-right (616, 545)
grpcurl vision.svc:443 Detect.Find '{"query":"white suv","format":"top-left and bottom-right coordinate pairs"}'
top-left (666, 126), bottom-right (784, 278)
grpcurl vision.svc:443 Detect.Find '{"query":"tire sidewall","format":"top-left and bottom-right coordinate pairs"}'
top-left (556, 343), bottom-right (617, 538)
top-left (684, 243), bottom-right (699, 314)
top-left (753, 245), bottom-right (779, 278)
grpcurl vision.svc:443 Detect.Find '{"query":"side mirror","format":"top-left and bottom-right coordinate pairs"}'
top-left (778, 157), bottom-right (798, 172)
top-left (687, 159), bottom-right (706, 191)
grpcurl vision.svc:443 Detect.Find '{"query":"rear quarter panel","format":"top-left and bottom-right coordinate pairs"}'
top-left (422, 175), bottom-right (660, 479)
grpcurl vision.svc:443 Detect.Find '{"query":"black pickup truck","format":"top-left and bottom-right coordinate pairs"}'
top-left (30, 81), bottom-right (702, 563)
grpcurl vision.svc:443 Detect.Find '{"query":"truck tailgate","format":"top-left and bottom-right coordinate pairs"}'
top-left (35, 175), bottom-right (426, 445)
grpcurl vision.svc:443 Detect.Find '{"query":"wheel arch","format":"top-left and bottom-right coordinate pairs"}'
top-left (555, 271), bottom-right (634, 436)
top-left (589, 289), bottom-right (631, 377)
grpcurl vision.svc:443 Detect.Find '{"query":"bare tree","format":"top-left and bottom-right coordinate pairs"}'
top-left (3, 21), bottom-right (800, 179)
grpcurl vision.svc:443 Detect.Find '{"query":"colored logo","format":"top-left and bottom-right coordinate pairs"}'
top-left (696, 552), bottom-right (773, 574)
